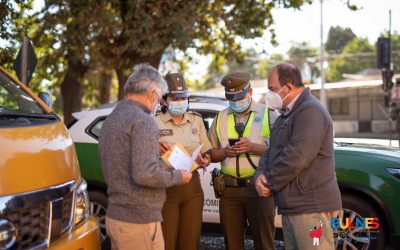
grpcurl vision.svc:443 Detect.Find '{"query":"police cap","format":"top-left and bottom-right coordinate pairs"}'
top-left (164, 73), bottom-right (189, 98)
top-left (221, 72), bottom-right (251, 101)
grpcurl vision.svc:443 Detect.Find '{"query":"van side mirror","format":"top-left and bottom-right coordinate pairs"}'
top-left (38, 92), bottom-right (53, 108)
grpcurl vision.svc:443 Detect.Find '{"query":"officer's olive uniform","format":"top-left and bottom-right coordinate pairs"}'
top-left (209, 72), bottom-right (276, 250)
top-left (156, 73), bottom-right (212, 250)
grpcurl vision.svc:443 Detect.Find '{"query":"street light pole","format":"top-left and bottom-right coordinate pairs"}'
top-left (319, 0), bottom-right (327, 108)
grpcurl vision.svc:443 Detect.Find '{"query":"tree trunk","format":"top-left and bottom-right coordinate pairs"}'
top-left (115, 51), bottom-right (164, 100)
top-left (61, 60), bottom-right (87, 125)
top-left (116, 68), bottom-right (129, 100)
top-left (98, 68), bottom-right (113, 104)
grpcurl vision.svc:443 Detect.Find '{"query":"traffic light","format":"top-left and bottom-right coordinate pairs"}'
top-left (377, 37), bottom-right (391, 69)
top-left (382, 68), bottom-right (394, 91)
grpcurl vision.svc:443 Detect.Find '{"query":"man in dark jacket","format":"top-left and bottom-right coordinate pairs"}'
top-left (254, 63), bottom-right (342, 250)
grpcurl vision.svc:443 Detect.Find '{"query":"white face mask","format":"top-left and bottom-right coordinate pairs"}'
top-left (266, 86), bottom-right (289, 110)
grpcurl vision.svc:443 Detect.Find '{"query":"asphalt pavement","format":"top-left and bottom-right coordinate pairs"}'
top-left (199, 236), bottom-right (285, 250)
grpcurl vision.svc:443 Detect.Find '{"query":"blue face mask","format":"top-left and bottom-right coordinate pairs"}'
top-left (229, 97), bottom-right (250, 113)
top-left (168, 100), bottom-right (189, 116)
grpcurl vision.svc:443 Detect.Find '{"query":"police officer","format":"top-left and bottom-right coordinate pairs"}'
top-left (209, 72), bottom-right (276, 250)
top-left (155, 73), bottom-right (212, 250)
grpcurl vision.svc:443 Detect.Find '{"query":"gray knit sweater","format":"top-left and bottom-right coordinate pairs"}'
top-left (99, 99), bottom-right (183, 223)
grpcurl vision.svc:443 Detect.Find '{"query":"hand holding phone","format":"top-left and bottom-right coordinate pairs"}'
top-left (228, 138), bottom-right (240, 146)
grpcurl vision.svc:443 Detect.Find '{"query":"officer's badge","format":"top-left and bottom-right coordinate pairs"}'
top-left (192, 128), bottom-right (198, 135)
top-left (254, 117), bottom-right (261, 123)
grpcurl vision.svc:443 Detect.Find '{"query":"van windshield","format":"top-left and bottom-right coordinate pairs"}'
top-left (0, 70), bottom-right (57, 126)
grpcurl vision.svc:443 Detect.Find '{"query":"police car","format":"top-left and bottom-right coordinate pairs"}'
top-left (69, 94), bottom-right (400, 250)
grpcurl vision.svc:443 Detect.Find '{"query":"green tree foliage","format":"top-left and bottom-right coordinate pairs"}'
top-left (326, 37), bottom-right (375, 82)
top-left (0, 0), bottom-right (33, 72)
top-left (325, 26), bottom-right (356, 54)
top-left (1, 0), bottom-right (313, 123)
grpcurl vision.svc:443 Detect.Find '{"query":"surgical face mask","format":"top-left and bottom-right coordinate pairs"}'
top-left (168, 100), bottom-right (188, 116)
top-left (266, 86), bottom-right (289, 110)
top-left (229, 97), bottom-right (250, 113)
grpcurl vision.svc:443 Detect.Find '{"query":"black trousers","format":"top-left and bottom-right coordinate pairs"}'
top-left (219, 185), bottom-right (276, 250)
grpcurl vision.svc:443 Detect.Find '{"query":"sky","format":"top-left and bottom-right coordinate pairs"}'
top-left (264, 0), bottom-right (400, 54)
top-left (185, 0), bottom-right (400, 80)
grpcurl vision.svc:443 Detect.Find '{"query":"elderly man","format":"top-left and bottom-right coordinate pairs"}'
top-left (99, 63), bottom-right (192, 250)
top-left (255, 63), bottom-right (342, 250)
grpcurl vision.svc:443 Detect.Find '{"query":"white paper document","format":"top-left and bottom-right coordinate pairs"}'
top-left (168, 144), bottom-right (203, 172)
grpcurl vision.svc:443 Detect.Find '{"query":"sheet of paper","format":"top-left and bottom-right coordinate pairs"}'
top-left (168, 146), bottom-right (191, 171)
top-left (167, 144), bottom-right (203, 172)
top-left (191, 144), bottom-right (203, 163)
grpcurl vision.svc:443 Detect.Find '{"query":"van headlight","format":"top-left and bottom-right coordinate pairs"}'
top-left (74, 179), bottom-right (89, 226)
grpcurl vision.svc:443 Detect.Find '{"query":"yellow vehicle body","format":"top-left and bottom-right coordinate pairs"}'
top-left (0, 122), bottom-right (80, 196)
top-left (0, 67), bottom-right (100, 249)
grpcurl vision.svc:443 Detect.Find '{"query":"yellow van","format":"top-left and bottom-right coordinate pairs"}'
top-left (0, 66), bottom-right (100, 249)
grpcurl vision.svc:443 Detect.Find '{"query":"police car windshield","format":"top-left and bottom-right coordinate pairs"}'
top-left (0, 70), bottom-right (46, 115)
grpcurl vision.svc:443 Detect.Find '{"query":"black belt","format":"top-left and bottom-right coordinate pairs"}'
top-left (223, 175), bottom-right (254, 187)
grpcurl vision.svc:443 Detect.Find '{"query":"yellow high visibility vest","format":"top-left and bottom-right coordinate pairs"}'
top-left (216, 103), bottom-right (270, 177)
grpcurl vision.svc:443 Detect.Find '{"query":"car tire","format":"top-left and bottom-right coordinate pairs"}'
top-left (335, 193), bottom-right (386, 250)
top-left (88, 190), bottom-right (110, 250)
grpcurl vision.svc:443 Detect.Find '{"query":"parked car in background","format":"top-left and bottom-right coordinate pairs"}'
top-left (69, 95), bottom-right (400, 250)
top-left (0, 66), bottom-right (100, 249)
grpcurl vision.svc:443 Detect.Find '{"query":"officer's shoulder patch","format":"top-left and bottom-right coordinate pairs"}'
top-left (188, 111), bottom-right (202, 117)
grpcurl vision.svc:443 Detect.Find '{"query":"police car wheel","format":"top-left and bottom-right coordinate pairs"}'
top-left (89, 190), bottom-right (108, 242)
top-left (334, 194), bottom-right (386, 250)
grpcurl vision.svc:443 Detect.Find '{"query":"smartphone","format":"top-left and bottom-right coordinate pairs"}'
top-left (228, 138), bottom-right (240, 146)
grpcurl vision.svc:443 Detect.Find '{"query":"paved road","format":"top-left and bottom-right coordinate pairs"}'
top-left (200, 236), bottom-right (285, 250)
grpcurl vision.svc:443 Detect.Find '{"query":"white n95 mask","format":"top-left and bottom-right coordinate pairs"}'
top-left (266, 86), bottom-right (289, 110)
top-left (266, 89), bottom-right (283, 110)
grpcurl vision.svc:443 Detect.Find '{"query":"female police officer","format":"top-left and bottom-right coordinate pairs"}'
top-left (155, 73), bottom-right (212, 250)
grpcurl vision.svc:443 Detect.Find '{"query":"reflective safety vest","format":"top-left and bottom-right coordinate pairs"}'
top-left (216, 106), bottom-right (270, 177)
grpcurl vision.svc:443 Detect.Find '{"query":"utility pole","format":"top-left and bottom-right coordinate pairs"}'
top-left (319, 0), bottom-right (327, 108)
